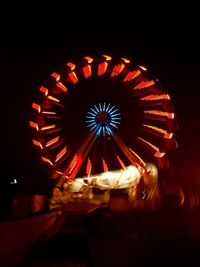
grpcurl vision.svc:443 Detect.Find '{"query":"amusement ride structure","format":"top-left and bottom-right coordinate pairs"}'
top-left (29, 55), bottom-right (177, 205)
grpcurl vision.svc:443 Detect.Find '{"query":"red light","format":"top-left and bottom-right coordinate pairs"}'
top-left (98, 62), bottom-right (108, 76)
top-left (84, 56), bottom-right (93, 63)
top-left (111, 64), bottom-right (125, 77)
top-left (102, 55), bottom-right (112, 61)
top-left (32, 103), bottom-right (41, 113)
top-left (32, 139), bottom-right (43, 149)
top-left (39, 86), bottom-right (48, 96)
top-left (41, 124), bottom-right (56, 131)
top-left (134, 80), bottom-right (155, 90)
top-left (41, 157), bottom-right (53, 166)
top-left (56, 82), bottom-right (67, 93)
top-left (29, 121), bottom-right (39, 131)
top-left (83, 65), bottom-right (91, 78)
top-left (68, 71), bottom-right (78, 84)
top-left (51, 72), bottom-right (60, 81)
top-left (55, 146), bottom-right (67, 162)
top-left (123, 70), bottom-right (141, 82)
top-left (140, 94), bottom-right (170, 101)
top-left (45, 136), bottom-right (60, 147)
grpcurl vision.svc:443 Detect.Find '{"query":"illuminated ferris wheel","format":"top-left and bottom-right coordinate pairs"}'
top-left (29, 55), bottom-right (177, 189)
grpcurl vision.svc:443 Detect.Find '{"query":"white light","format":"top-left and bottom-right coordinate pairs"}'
top-left (10, 178), bottom-right (17, 184)
top-left (71, 165), bottom-right (141, 190)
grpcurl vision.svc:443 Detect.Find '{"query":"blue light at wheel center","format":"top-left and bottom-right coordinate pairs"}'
top-left (85, 102), bottom-right (121, 136)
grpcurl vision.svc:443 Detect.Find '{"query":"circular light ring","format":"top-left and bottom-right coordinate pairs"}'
top-left (30, 55), bottom-right (177, 187)
top-left (85, 102), bottom-right (121, 136)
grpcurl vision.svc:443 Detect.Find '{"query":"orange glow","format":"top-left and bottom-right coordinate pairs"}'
top-left (116, 154), bottom-right (126, 170)
top-left (56, 82), bottom-right (67, 93)
top-left (32, 103), bottom-right (41, 113)
top-left (154, 151), bottom-right (166, 158)
top-left (68, 154), bottom-right (79, 174)
top-left (32, 139), bottom-right (43, 149)
top-left (86, 158), bottom-right (92, 177)
top-left (144, 110), bottom-right (175, 119)
top-left (55, 170), bottom-right (64, 175)
top-left (39, 86), bottom-right (48, 96)
top-left (45, 136), bottom-right (60, 147)
top-left (69, 71), bottom-right (78, 84)
top-left (51, 72), bottom-right (60, 81)
top-left (102, 55), bottom-right (112, 61)
top-left (143, 124), bottom-right (173, 139)
top-left (41, 124), bottom-right (56, 131)
top-left (45, 128), bottom-right (62, 134)
top-left (29, 121), bottom-right (39, 131)
top-left (129, 148), bottom-right (146, 167)
top-left (83, 65), bottom-right (91, 78)
top-left (134, 80), bottom-right (155, 90)
top-left (41, 157), bottom-right (53, 166)
top-left (47, 96), bottom-right (60, 102)
top-left (42, 111), bottom-right (56, 115)
top-left (84, 56), bottom-right (93, 63)
top-left (102, 157), bottom-right (108, 172)
top-left (111, 63), bottom-right (125, 77)
top-left (98, 62), bottom-right (108, 76)
top-left (137, 137), bottom-right (159, 152)
top-left (139, 65), bottom-right (147, 71)
top-left (164, 133), bottom-right (173, 139)
top-left (123, 70), bottom-right (141, 82)
top-left (66, 62), bottom-right (76, 70)
top-left (121, 58), bottom-right (130, 63)
top-left (55, 146), bottom-right (67, 162)
top-left (140, 94), bottom-right (170, 101)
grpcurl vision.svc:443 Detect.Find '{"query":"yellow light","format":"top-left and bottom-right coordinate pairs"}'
top-left (144, 110), bottom-right (175, 119)
top-left (41, 124), bottom-right (56, 131)
top-left (84, 56), bottom-right (93, 63)
top-left (45, 136), bottom-right (60, 147)
top-left (139, 65), bottom-right (147, 71)
top-left (143, 124), bottom-right (173, 138)
top-left (121, 57), bottom-right (130, 63)
top-left (164, 133), bottom-right (173, 139)
top-left (154, 151), bottom-right (166, 158)
top-left (47, 96), bottom-right (60, 102)
top-left (66, 62), bottom-right (76, 70)
top-left (102, 55), bottom-right (112, 61)
top-left (42, 111), bottom-right (56, 115)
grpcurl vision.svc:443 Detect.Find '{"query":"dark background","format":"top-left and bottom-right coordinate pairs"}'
top-left (1, 7), bottom-right (200, 196)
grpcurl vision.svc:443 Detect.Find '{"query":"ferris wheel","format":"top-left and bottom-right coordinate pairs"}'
top-left (29, 55), bottom-right (177, 189)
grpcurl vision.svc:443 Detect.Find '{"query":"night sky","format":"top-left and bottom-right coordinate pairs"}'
top-left (1, 8), bottom-right (200, 196)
